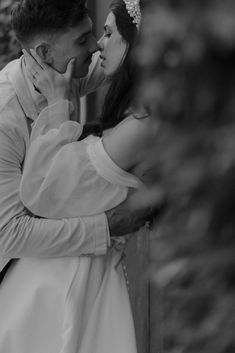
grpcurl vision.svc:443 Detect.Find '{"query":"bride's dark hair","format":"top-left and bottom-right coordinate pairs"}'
top-left (79, 0), bottom-right (140, 139)
top-left (100, 0), bottom-right (139, 130)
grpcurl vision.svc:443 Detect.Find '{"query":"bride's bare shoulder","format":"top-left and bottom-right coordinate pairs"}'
top-left (115, 114), bottom-right (159, 147)
top-left (101, 114), bottom-right (158, 171)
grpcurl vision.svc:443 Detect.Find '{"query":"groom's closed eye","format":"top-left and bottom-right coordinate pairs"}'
top-left (76, 35), bottom-right (88, 45)
top-left (75, 31), bottom-right (92, 45)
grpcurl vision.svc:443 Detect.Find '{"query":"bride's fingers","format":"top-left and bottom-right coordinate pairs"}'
top-left (23, 49), bottom-right (44, 76)
top-left (26, 63), bottom-right (41, 83)
top-left (29, 49), bottom-right (47, 71)
top-left (27, 69), bottom-right (40, 88)
top-left (64, 58), bottom-right (76, 81)
top-left (22, 49), bottom-right (43, 70)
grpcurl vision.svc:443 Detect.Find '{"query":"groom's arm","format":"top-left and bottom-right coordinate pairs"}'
top-left (0, 123), bottom-right (108, 259)
top-left (0, 115), bottom-right (150, 262)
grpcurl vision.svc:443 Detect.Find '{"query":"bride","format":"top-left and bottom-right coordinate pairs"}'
top-left (3, 0), bottom-right (159, 352)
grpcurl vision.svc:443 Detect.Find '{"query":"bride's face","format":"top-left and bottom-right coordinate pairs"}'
top-left (98, 12), bottom-right (128, 76)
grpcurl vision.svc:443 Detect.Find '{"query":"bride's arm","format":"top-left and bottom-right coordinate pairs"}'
top-left (20, 101), bottom-right (140, 219)
top-left (102, 116), bottom-right (158, 171)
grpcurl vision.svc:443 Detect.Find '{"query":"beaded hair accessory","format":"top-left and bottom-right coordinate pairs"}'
top-left (123, 0), bottom-right (141, 30)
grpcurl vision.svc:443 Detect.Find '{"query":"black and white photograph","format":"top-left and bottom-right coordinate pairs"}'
top-left (0, 0), bottom-right (235, 352)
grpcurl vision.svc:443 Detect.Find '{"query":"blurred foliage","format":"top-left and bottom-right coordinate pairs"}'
top-left (136, 0), bottom-right (235, 352)
top-left (0, 0), bottom-right (21, 69)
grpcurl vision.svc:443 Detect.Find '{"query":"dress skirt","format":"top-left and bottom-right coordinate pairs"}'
top-left (0, 248), bottom-right (137, 353)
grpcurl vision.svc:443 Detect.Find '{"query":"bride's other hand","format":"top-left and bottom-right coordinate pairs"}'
top-left (23, 49), bottom-right (75, 105)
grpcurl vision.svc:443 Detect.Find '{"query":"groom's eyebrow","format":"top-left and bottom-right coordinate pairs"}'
top-left (75, 29), bottom-right (92, 42)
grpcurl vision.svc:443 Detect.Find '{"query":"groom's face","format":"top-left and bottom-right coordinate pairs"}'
top-left (49, 16), bottom-right (99, 78)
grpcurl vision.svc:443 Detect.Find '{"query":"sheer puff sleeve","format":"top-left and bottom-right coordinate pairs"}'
top-left (20, 100), bottom-right (142, 219)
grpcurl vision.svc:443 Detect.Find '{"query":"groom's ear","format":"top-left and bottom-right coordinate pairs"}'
top-left (35, 42), bottom-right (53, 65)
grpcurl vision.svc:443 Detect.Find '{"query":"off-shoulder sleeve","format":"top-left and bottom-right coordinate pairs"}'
top-left (20, 101), bottom-right (142, 219)
top-left (20, 134), bottom-right (139, 219)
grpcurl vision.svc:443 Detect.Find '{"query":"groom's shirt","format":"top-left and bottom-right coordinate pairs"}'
top-left (0, 52), bottom-right (108, 272)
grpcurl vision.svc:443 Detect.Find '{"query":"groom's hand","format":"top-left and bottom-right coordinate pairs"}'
top-left (106, 189), bottom-right (166, 237)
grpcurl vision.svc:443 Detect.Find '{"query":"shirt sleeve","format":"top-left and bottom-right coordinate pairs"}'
top-left (0, 121), bottom-right (109, 261)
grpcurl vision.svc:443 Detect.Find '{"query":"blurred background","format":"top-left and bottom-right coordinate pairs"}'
top-left (1, 0), bottom-right (235, 352)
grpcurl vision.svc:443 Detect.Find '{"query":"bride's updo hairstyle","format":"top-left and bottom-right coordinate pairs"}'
top-left (100, 0), bottom-right (140, 130)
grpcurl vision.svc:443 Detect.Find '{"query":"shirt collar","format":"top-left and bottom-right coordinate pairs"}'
top-left (22, 57), bottom-right (47, 117)
top-left (8, 55), bottom-right (47, 121)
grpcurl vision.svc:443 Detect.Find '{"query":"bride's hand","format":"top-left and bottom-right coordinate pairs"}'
top-left (23, 49), bottom-right (75, 105)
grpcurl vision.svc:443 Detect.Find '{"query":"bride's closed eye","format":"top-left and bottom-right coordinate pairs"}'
top-left (103, 29), bottom-right (112, 38)
top-left (103, 24), bottom-right (112, 38)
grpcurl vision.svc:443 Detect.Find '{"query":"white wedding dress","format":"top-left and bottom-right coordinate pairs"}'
top-left (0, 100), bottom-right (142, 353)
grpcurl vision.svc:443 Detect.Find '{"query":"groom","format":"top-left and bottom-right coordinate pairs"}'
top-left (0, 0), bottom-right (153, 278)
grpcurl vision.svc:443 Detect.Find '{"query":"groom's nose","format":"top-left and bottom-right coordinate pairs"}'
top-left (97, 35), bottom-right (104, 51)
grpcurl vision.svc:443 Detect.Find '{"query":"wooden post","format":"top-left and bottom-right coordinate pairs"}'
top-left (126, 229), bottom-right (150, 353)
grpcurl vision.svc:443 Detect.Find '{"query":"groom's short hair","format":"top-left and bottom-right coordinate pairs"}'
top-left (12, 0), bottom-right (88, 44)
